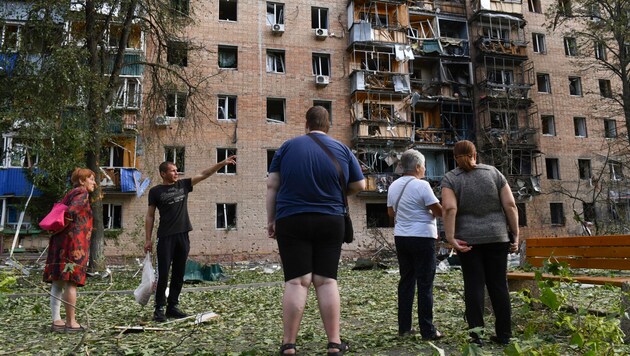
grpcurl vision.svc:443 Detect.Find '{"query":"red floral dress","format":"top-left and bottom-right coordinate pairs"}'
top-left (43, 187), bottom-right (93, 287)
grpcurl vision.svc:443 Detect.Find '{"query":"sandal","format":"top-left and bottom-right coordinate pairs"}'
top-left (279, 343), bottom-right (296, 355)
top-left (50, 323), bottom-right (65, 333)
top-left (65, 324), bottom-right (86, 333)
top-left (327, 341), bottom-right (349, 356)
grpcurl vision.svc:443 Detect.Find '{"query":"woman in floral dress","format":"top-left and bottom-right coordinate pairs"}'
top-left (43, 168), bottom-right (96, 332)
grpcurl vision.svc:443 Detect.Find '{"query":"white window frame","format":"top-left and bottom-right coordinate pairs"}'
top-left (532, 33), bottom-right (546, 53)
top-left (573, 117), bottom-right (587, 137)
top-left (610, 160), bottom-right (624, 181)
top-left (312, 7), bottom-right (328, 29)
top-left (101, 145), bottom-right (125, 168)
top-left (312, 53), bottom-right (331, 76)
top-left (595, 41), bottom-right (607, 60)
top-left (217, 148), bottom-right (237, 174)
top-left (218, 95), bottom-right (237, 121)
top-left (164, 146), bottom-right (185, 173)
top-left (564, 37), bottom-right (578, 56)
top-left (216, 203), bottom-right (237, 229)
top-left (1, 135), bottom-right (38, 168)
top-left (266, 2), bottom-right (284, 25)
top-left (537, 73), bottom-right (551, 93)
top-left (266, 50), bottom-right (285, 73)
top-left (1, 23), bottom-right (21, 51)
top-left (114, 77), bottom-right (141, 109)
top-left (546, 158), bottom-right (560, 180)
top-left (166, 92), bottom-right (187, 118)
top-left (488, 68), bottom-right (514, 87)
top-left (103, 203), bottom-right (122, 229)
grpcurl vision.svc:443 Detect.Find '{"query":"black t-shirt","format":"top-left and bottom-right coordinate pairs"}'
top-left (148, 178), bottom-right (193, 237)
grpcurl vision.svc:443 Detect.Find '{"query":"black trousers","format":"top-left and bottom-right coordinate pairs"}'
top-left (395, 236), bottom-right (437, 338)
top-left (458, 242), bottom-right (512, 339)
top-left (155, 232), bottom-right (190, 307)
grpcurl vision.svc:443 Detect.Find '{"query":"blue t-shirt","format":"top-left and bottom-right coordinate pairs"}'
top-left (269, 133), bottom-right (364, 220)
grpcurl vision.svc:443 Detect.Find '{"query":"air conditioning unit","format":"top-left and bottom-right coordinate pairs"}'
top-left (155, 116), bottom-right (169, 126)
top-left (315, 75), bottom-right (329, 86)
top-left (271, 23), bottom-right (284, 35)
top-left (315, 28), bottom-right (328, 39)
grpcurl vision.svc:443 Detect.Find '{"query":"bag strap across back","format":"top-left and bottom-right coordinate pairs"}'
top-left (306, 133), bottom-right (349, 213)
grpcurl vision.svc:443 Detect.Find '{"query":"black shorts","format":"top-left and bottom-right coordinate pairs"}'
top-left (276, 213), bottom-right (344, 281)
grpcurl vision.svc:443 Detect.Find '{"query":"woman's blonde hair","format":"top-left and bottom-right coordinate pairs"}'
top-left (453, 140), bottom-right (477, 172)
top-left (71, 168), bottom-right (95, 187)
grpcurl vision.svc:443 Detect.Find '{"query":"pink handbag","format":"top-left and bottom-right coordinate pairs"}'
top-left (39, 203), bottom-right (69, 232)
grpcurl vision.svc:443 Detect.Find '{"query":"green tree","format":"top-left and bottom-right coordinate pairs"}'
top-left (0, 0), bottom-right (216, 270)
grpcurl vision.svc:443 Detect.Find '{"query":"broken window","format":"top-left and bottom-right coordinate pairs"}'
top-left (267, 98), bottom-right (285, 122)
top-left (610, 160), bottom-right (623, 181)
top-left (537, 73), bottom-right (551, 93)
top-left (550, 203), bottom-right (565, 225)
top-left (599, 79), bottom-right (612, 98)
top-left (218, 95), bottom-right (237, 120)
top-left (219, 0), bottom-right (237, 21)
top-left (114, 78), bottom-right (141, 108)
top-left (167, 40), bottom-right (188, 67)
top-left (266, 2), bottom-right (284, 25)
top-left (487, 69), bottom-right (513, 87)
top-left (583, 202), bottom-right (596, 222)
top-left (366, 203), bottom-right (392, 228)
top-left (546, 158), bottom-right (560, 180)
top-left (569, 76), bottom-right (582, 96)
top-left (511, 150), bottom-right (532, 176)
top-left (217, 148), bottom-right (237, 174)
top-left (482, 27), bottom-right (509, 42)
top-left (541, 115), bottom-right (556, 136)
top-left (312, 53), bottom-right (330, 76)
top-left (313, 100), bottom-right (332, 123)
top-left (164, 146), bottom-right (185, 173)
top-left (1, 136), bottom-right (37, 168)
top-left (604, 119), bottom-right (617, 138)
top-left (564, 37), bottom-right (578, 56)
top-left (166, 92), bottom-right (187, 118)
top-left (578, 159), bottom-right (591, 179)
top-left (216, 203), bottom-right (237, 229)
top-left (266, 50), bottom-right (285, 73)
top-left (363, 103), bottom-right (393, 121)
top-left (311, 7), bottom-right (328, 29)
top-left (1, 24), bottom-right (19, 51)
top-left (490, 111), bottom-right (518, 130)
top-left (558, 0), bottom-right (572, 16)
top-left (103, 203), bottom-right (122, 229)
top-left (594, 42), bottom-right (607, 60)
top-left (359, 12), bottom-right (388, 28)
top-left (528, 0), bottom-right (542, 13)
top-left (100, 145), bottom-right (124, 167)
top-left (573, 117), bottom-right (587, 137)
top-left (532, 33), bottom-right (546, 53)
top-left (218, 45), bottom-right (238, 69)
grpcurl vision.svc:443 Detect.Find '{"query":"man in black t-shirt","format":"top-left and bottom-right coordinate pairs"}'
top-left (145, 157), bottom-right (236, 322)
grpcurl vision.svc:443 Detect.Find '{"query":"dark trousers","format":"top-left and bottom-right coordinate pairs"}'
top-left (155, 232), bottom-right (190, 307)
top-left (395, 236), bottom-right (437, 337)
top-left (458, 242), bottom-right (512, 339)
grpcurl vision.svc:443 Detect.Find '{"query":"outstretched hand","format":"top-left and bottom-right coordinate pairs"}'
top-left (222, 155), bottom-right (237, 166)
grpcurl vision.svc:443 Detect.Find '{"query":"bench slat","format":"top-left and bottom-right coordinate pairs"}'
top-left (527, 257), bottom-right (630, 270)
top-left (526, 246), bottom-right (630, 259)
top-left (507, 271), bottom-right (630, 287)
top-left (526, 235), bottom-right (630, 247)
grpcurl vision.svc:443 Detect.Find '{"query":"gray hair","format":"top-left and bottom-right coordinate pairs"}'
top-left (400, 149), bottom-right (425, 173)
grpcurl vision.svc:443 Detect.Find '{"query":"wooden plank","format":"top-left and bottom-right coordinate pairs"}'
top-left (526, 246), bottom-right (630, 259)
top-left (526, 257), bottom-right (630, 270)
top-left (526, 235), bottom-right (630, 247)
top-left (507, 271), bottom-right (630, 287)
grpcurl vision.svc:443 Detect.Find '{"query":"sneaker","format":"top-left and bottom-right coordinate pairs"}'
top-left (153, 306), bottom-right (167, 322)
top-left (490, 335), bottom-right (510, 345)
top-left (398, 329), bottom-right (417, 337)
top-left (165, 305), bottom-right (189, 319)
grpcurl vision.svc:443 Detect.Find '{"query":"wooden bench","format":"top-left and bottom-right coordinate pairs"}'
top-left (506, 235), bottom-right (630, 341)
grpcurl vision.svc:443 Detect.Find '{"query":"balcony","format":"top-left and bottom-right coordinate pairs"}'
top-left (408, 0), bottom-right (467, 16)
top-left (351, 71), bottom-right (411, 94)
top-left (99, 167), bottom-right (149, 195)
top-left (349, 21), bottom-right (408, 45)
top-left (352, 119), bottom-right (414, 145)
top-left (476, 38), bottom-right (528, 57)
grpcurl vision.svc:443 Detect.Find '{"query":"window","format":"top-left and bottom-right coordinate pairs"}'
top-left (267, 149), bottom-right (277, 172)
top-left (604, 119), bottom-right (617, 138)
top-left (266, 50), bottom-right (285, 73)
top-left (490, 111), bottom-right (518, 130)
top-left (103, 203), bottom-right (122, 229)
top-left (164, 146), bottom-right (185, 173)
top-left (170, 0), bottom-right (189, 15)
top-left (483, 27), bottom-right (509, 41)
top-left (1, 136), bottom-right (37, 168)
top-left (532, 33), bottom-right (546, 53)
top-left (311, 7), bottom-right (329, 29)
top-left (100, 145), bottom-right (124, 167)
top-left (217, 148), bottom-right (237, 174)
top-left (219, 0), bottom-right (237, 21)
top-left (528, 0), bottom-right (542, 12)
top-left (218, 95), bottom-right (237, 120)
top-left (218, 45), bottom-right (237, 69)
top-left (0, 24), bottom-right (20, 51)
top-left (114, 78), bottom-right (141, 108)
top-left (569, 77), bottom-right (582, 96)
top-left (610, 160), bottom-right (623, 181)
top-left (267, 98), bottom-right (285, 122)
top-left (516, 203), bottom-right (527, 227)
top-left (313, 100), bottom-right (332, 123)
top-left (537, 73), bottom-right (551, 93)
top-left (594, 42), bottom-right (607, 60)
top-left (266, 2), bottom-right (284, 25)
top-left (166, 92), bottom-right (187, 118)
top-left (366, 203), bottom-right (392, 228)
top-left (573, 117), bottom-right (587, 137)
top-left (363, 103), bottom-right (393, 121)
top-left (312, 53), bottom-right (330, 76)
top-left (541, 115), bottom-right (556, 136)
top-left (564, 37), bottom-right (577, 56)
top-left (583, 202), bottom-right (596, 222)
top-left (216, 203), bottom-right (237, 229)
top-left (550, 203), bottom-right (565, 225)
top-left (167, 41), bottom-right (188, 67)
top-left (558, 0), bottom-right (572, 16)
top-left (546, 158), bottom-right (560, 180)
top-left (610, 201), bottom-right (629, 221)
top-left (578, 159), bottom-right (591, 179)
top-left (487, 69), bottom-right (514, 87)
top-left (599, 79), bottom-right (612, 98)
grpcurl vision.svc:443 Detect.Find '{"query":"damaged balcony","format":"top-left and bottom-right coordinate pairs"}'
top-left (410, 59), bottom-right (473, 100)
top-left (472, 13), bottom-right (527, 58)
top-left (407, 14), bottom-right (470, 57)
top-left (477, 58), bottom-right (534, 101)
top-left (99, 136), bottom-right (147, 195)
top-left (411, 98), bottom-right (474, 147)
top-left (408, 0), bottom-right (467, 16)
top-left (470, 0), bottom-right (524, 15)
top-left (348, 0), bottom-right (409, 45)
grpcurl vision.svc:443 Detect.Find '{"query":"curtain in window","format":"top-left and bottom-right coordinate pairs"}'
top-left (219, 51), bottom-right (236, 67)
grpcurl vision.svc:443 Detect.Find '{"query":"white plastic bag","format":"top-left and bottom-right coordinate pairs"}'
top-left (134, 253), bottom-right (155, 306)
